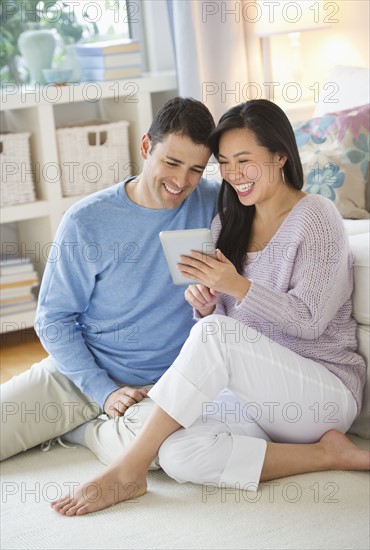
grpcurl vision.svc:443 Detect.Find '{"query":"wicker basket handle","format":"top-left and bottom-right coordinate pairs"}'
top-left (87, 131), bottom-right (107, 146)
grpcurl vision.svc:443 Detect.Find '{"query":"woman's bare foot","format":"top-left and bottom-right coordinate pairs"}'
top-left (319, 429), bottom-right (370, 471)
top-left (51, 459), bottom-right (147, 516)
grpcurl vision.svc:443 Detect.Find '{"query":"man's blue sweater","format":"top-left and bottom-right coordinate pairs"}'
top-left (35, 178), bottom-right (219, 408)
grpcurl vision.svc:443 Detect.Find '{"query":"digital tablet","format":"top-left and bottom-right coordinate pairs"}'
top-left (159, 228), bottom-right (216, 285)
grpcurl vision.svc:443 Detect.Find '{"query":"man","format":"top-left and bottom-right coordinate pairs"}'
top-left (1, 97), bottom-right (220, 466)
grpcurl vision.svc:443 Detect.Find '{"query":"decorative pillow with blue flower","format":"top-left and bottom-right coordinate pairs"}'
top-left (294, 104), bottom-right (370, 219)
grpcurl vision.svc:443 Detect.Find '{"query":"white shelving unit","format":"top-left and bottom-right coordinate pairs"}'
top-left (0, 71), bottom-right (178, 331)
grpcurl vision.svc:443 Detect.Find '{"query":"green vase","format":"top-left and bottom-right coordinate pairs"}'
top-left (18, 30), bottom-right (56, 85)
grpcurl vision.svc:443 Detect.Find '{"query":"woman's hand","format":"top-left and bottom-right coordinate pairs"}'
top-left (178, 249), bottom-right (250, 301)
top-left (184, 284), bottom-right (219, 317)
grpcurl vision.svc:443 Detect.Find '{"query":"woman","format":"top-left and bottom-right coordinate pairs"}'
top-left (52, 99), bottom-right (369, 515)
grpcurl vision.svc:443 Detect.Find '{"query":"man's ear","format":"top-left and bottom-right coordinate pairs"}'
top-left (140, 134), bottom-right (152, 160)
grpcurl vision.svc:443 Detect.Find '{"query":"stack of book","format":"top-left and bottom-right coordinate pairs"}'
top-left (76, 38), bottom-right (143, 81)
top-left (0, 258), bottom-right (40, 318)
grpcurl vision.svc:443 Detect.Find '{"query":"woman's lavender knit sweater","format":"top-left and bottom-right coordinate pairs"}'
top-left (211, 194), bottom-right (366, 414)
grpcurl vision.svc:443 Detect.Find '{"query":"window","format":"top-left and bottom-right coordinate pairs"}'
top-left (0, 0), bottom-right (138, 84)
top-left (57, 0), bottom-right (131, 41)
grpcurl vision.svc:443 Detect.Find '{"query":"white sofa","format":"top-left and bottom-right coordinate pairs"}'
top-left (344, 220), bottom-right (370, 439)
top-left (313, 65), bottom-right (370, 440)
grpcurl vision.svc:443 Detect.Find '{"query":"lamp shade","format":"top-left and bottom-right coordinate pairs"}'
top-left (255, 0), bottom-right (330, 36)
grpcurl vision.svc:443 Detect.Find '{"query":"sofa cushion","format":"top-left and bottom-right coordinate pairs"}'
top-left (294, 103), bottom-right (370, 220)
top-left (349, 325), bottom-right (370, 439)
top-left (347, 232), bottom-right (370, 325)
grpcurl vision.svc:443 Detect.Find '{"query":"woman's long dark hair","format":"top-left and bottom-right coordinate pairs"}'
top-left (208, 99), bottom-right (304, 274)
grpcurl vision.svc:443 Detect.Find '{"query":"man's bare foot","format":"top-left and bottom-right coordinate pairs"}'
top-left (319, 430), bottom-right (370, 471)
top-left (51, 460), bottom-right (147, 516)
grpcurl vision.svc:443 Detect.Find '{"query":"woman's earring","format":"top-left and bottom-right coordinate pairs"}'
top-left (281, 167), bottom-right (286, 183)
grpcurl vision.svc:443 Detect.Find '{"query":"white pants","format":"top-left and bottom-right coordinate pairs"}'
top-left (149, 315), bottom-right (358, 490)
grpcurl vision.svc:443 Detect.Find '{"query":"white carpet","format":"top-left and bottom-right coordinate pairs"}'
top-left (1, 436), bottom-right (369, 550)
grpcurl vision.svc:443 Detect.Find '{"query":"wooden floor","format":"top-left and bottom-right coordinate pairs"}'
top-left (0, 329), bottom-right (47, 383)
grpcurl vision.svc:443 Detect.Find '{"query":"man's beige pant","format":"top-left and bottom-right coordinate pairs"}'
top-left (0, 356), bottom-right (159, 468)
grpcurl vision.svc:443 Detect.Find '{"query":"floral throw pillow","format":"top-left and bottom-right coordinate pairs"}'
top-left (294, 104), bottom-right (370, 219)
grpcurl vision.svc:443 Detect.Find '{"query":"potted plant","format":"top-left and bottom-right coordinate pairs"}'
top-left (0, 0), bottom-right (97, 84)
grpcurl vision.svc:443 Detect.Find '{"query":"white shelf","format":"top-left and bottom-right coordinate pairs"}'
top-left (0, 72), bottom-right (177, 110)
top-left (0, 72), bottom-right (178, 334)
top-left (1, 200), bottom-right (49, 224)
top-left (1, 308), bottom-right (37, 331)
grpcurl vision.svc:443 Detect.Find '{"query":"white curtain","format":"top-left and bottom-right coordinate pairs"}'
top-left (168, 0), bottom-right (253, 123)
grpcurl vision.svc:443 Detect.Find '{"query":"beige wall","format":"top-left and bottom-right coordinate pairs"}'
top-left (331, 0), bottom-right (369, 68)
top-left (266, 0), bottom-right (369, 101)
top-left (302, 1), bottom-right (368, 81)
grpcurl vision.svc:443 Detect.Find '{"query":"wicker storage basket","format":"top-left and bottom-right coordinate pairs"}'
top-left (56, 120), bottom-right (131, 196)
top-left (0, 132), bottom-right (36, 207)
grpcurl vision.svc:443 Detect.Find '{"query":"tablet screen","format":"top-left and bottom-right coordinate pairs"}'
top-left (159, 228), bottom-right (216, 285)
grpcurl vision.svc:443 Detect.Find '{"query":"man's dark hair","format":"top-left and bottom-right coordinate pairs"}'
top-left (147, 97), bottom-right (215, 151)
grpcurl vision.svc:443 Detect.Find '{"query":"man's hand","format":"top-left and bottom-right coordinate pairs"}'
top-left (184, 284), bottom-right (219, 317)
top-left (103, 386), bottom-right (149, 418)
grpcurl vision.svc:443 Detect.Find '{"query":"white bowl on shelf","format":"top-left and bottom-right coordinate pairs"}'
top-left (42, 68), bottom-right (73, 85)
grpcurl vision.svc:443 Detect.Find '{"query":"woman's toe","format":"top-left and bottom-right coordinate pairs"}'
top-left (65, 504), bottom-right (81, 516)
top-left (75, 505), bottom-right (89, 515)
top-left (52, 497), bottom-right (72, 511)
